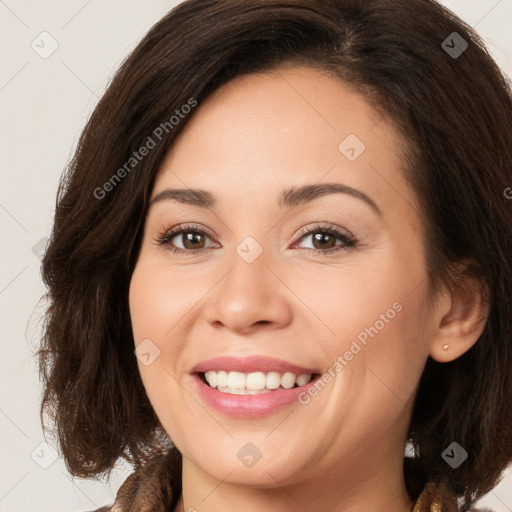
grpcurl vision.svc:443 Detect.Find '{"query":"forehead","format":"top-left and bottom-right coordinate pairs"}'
top-left (152, 65), bottom-right (418, 226)
top-left (163, 65), bottom-right (387, 164)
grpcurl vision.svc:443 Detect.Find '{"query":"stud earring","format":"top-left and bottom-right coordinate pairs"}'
top-left (443, 344), bottom-right (449, 350)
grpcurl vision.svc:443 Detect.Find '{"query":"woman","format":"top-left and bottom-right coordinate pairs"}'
top-left (37, 0), bottom-right (512, 511)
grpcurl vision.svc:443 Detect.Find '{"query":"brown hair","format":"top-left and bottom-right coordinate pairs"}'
top-left (37, 0), bottom-right (512, 508)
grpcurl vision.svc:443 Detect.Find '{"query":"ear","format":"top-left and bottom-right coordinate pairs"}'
top-left (429, 265), bottom-right (490, 363)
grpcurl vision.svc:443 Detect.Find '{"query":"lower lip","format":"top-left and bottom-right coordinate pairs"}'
top-left (191, 373), bottom-right (320, 418)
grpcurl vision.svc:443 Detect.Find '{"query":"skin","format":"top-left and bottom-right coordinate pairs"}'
top-left (129, 65), bottom-right (488, 512)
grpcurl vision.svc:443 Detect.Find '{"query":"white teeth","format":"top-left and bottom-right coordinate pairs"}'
top-left (226, 371), bottom-right (246, 389)
top-left (207, 371), bottom-right (217, 388)
top-left (266, 371), bottom-right (281, 390)
top-left (296, 373), bottom-right (311, 386)
top-left (203, 370), bottom-right (313, 394)
top-left (216, 370), bottom-right (228, 387)
top-left (246, 371), bottom-right (266, 390)
top-left (216, 387), bottom-right (271, 395)
top-left (281, 372), bottom-right (296, 389)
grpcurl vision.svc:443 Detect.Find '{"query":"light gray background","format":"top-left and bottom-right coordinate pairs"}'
top-left (0, 1), bottom-right (511, 511)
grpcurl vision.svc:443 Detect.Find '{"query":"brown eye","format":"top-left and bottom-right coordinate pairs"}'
top-left (156, 223), bottom-right (357, 256)
top-left (175, 231), bottom-right (207, 250)
top-left (156, 224), bottom-right (217, 255)
top-left (294, 225), bottom-right (357, 254)
top-left (310, 232), bottom-right (338, 250)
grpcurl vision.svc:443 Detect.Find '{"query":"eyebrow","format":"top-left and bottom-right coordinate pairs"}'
top-left (149, 183), bottom-right (382, 216)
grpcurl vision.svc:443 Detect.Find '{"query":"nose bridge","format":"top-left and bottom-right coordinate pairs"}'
top-left (204, 231), bottom-right (292, 332)
top-left (223, 232), bottom-right (274, 306)
top-left (221, 208), bottom-right (277, 276)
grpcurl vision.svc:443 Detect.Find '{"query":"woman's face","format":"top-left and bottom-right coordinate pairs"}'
top-left (129, 65), bottom-right (439, 488)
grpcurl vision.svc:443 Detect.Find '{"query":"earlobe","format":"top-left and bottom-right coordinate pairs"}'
top-left (428, 272), bottom-right (490, 363)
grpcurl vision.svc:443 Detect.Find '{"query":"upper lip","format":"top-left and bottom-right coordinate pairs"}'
top-left (191, 355), bottom-right (319, 375)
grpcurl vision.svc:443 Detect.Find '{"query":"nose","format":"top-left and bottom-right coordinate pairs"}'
top-left (203, 244), bottom-right (293, 335)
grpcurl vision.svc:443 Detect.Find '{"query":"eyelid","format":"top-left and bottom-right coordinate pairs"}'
top-left (294, 222), bottom-right (353, 241)
top-left (154, 222), bottom-right (216, 247)
top-left (155, 221), bottom-right (358, 256)
top-left (291, 223), bottom-right (358, 251)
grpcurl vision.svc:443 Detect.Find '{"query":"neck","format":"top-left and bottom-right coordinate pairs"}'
top-left (176, 450), bottom-right (414, 512)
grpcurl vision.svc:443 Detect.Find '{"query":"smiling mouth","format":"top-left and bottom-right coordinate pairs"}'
top-left (197, 370), bottom-right (321, 395)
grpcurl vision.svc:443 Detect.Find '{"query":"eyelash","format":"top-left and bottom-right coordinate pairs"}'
top-left (155, 222), bottom-right (358, 256)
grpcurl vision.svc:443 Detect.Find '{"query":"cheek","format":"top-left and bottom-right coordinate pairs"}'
top-left (340, 283), bottom-right (431, 412)
top-left (287, 248), bottom-right (420, 353)
top-left (129, 258), bottom-right (198, 349)
top-left (128, 265), bottom-right (152, 343)
top-left (129, 262), bottom-right (194, 437)
top-left (288, 248), bottom-right (429, 401)
top-left (128, 260), bottom-right (185, 398)
top-left (128, 256), bottom-right (206, 393)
